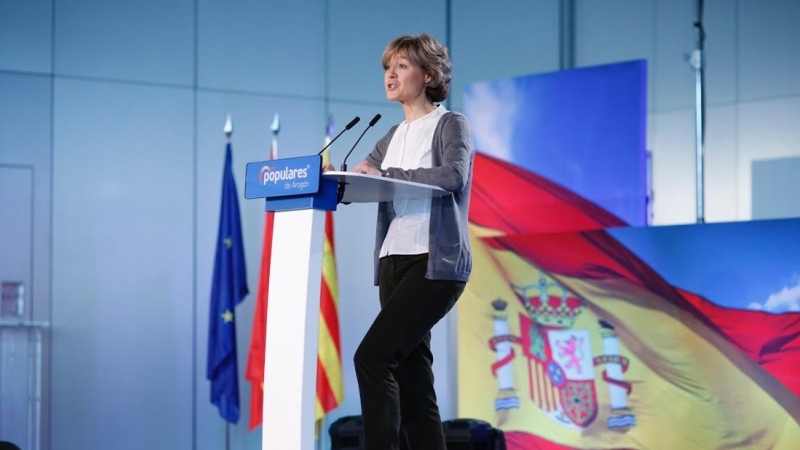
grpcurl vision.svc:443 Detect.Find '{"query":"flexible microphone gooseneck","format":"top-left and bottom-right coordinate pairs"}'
top-left (340, 114), bottom-right (382, 171)
top-left (317, 116), bottom-right (360, 156)
top-left (338, 114), bottom-right (382, 204)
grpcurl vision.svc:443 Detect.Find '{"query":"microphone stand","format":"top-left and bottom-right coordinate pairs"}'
top-left (338, 114), bottom-right (382, 204)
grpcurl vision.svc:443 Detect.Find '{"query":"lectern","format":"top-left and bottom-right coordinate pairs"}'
top-left (244, 156), bottom-right (447, 449)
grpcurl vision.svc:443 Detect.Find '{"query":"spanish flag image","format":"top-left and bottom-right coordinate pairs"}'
top-left (459, 152), bottom-right (800, 450)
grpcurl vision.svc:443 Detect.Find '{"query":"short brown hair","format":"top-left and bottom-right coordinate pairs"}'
top-left (382, 34), bottom-right (452, 103)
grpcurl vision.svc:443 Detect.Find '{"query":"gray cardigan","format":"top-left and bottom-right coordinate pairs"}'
top-left (365, 111), bottom-right (476, 285)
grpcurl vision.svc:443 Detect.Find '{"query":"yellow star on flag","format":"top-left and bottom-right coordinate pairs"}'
top-left (221, 310), bottom-right (234, 323)
top-left (224, 237), bottom-right (232, 249)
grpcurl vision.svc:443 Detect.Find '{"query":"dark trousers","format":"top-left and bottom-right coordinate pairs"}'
top-left (354, 254), bottom-right (466, 450)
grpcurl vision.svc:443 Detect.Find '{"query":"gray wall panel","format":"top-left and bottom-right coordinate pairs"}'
top-left (0, 167), bottom-right (33, 317)
top-left (55, 0), bottom-right (194, 85)
top-left (575, 0), bottom-right (655, 109)
top-left (197, 0), bottom-right (325, 97)
top-left (0, 0), bottom-right (52, 73)
top-left (650, 104), bottom-right (740, 225)
top-left (0, 71), bottom-right (53, 450)
top-left (703, 0), bottom-right (738, 107)
top-left (703, 105), bottom-right (738, 222)
top-left (649, 108), bottom-right (695, 224)
top-left (739, 0), bottom-right (800, 101)
top-left (51, 78), bottom-right (194, 450)
top-left (0, 73), bottom-right (52, 322)
top-left (753, 156), bottom-right (800, 220)
top-left (738, 96), bottom-right (800, 219)
top-left (450, 0), bottom-right (560, 112)
top-left (327, 0), bottom-right (447, 104)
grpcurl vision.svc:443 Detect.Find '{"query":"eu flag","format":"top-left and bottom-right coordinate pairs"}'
top-left (207, 142), bottom-right (249, 423)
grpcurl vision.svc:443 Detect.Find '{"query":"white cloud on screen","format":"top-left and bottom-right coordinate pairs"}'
top-left (462, 80), bottom-right (519, 161)
top-left (748, 273), bottom-right (800, 313)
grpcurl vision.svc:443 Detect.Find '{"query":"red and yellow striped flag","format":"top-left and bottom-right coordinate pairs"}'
top-left (245, 136), bottom-right (278, 430)
top-left (316, 119), bottom-right (344, 420)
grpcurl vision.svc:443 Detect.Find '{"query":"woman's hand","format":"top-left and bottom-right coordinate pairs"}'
top-left (322, 162), bottom-right (335, 172)
top-left (352, 161), bottom-right (382, 176)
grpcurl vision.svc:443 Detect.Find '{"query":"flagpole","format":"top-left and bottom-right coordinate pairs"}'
top-left (689, 0), bottom-right (706, 223)
top-left (316, 114), bottom-right (339, 450)
top-left (315, 420), bottom-right (323, 450)
top-left (224, 113), bottom-right (233, 450)
top-left (224, 113), bottom-right (233, 142)
top-left (271, 113), bottom-right (280, 160)
top-left (316, 116), bottom-right (333, 450)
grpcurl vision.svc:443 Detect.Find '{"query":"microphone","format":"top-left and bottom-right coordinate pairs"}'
top-left (337, 114), bottom-right (382, 204)
top-left (340, 114), bottom-right (382, 171)
top-left (317, 116), bottom-right (360, 155)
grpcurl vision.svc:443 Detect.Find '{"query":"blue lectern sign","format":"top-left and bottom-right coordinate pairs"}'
top-left (244, 155), bottom-right (321, 199)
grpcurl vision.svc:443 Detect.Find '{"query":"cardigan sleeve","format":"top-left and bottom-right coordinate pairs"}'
top-left (381, 113), bottom-right (474, 193)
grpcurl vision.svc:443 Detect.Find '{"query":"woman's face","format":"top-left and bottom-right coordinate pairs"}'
top-left (384, 51), bottom-right (431, 104)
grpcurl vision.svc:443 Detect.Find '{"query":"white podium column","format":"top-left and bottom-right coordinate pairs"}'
top-left (262, 208), bottom-right (326, 450)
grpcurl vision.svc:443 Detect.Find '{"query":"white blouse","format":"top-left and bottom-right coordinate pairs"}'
top-left (380, 105), bottom-right (448, 257)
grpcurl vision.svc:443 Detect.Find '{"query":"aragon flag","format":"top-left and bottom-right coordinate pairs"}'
top-left (316, 117), bottom-right (344, 420)
top-left (459, 152), bottom-right (800, 449)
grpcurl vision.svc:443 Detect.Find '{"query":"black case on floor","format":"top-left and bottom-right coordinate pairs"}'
top-left (329, 415), bottom-right (365, 450)
top-left (442, 418), bottom-right (506, 450)
top-left (328, 415), bottom-right (506, 450)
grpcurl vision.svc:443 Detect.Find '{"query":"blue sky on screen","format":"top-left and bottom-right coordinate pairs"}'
top-left (609, 219), bottom-right (800, 314)
top-left (463, 60), bottom-right (648, 226)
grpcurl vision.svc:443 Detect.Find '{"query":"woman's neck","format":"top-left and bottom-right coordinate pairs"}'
top-left (402, 98), bottom-right (437, 124)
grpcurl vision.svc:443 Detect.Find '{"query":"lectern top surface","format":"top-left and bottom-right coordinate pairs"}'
top-left (322, 171), bottom-right (449, 203)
